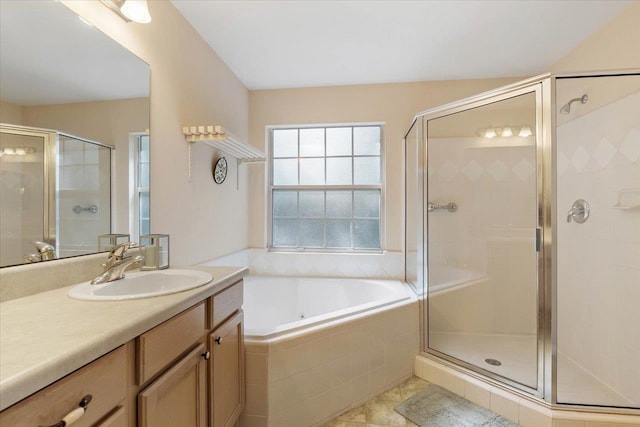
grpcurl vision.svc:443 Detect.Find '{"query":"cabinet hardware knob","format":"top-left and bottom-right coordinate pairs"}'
top-left (43, 394), bottom-right (92, 427)
top-left (202, 350), bottom-right (211, 360)
top-left (215, 336), bottom-right (223, 345)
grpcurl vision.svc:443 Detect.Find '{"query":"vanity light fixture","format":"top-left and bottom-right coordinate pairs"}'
top-left (478, 125), bottom-right (532, 139)
top-left (99, 0), bottom-right (152, 24)
top-left (1, 147), bottom-right (35, 156)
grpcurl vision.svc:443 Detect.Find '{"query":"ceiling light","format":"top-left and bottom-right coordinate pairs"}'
top-left (484, 128), bottom-right (497, 139)
top-left (99, 0), bottom-right (151, 24)
top-left (519, 126), bottom-right (532, 137)
top-left (501, 127), bottom-right (513, 137)
top-left (121, 0), bottom-right (152, 23)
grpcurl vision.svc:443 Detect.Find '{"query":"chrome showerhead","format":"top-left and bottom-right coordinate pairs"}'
top-left (560, 94), bottom-right (588, 114)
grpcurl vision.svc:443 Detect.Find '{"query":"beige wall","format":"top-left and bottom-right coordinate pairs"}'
top-left (61, 0), bottom-right (250, 265)
top-left (550, 2), bottom-right (640, 73)
top-left (248, 78), bottom-right (518, 251)
top-left (0, 101), bottom-right (23, 124)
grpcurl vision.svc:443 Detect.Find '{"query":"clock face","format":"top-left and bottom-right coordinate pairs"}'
top-left (213, 157), bottom-right (227, 184)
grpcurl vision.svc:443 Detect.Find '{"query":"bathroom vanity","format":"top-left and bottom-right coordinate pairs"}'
top-left (0, 265), bottom-right (247, 427)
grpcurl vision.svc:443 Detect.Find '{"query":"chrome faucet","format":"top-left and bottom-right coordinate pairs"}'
top-left (91, 242), bottom-right (144, 285)
top-left (25, 241), bottom-right (56, 263)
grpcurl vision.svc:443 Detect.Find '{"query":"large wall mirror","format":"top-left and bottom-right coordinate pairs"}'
top-left (0, 0), bottom-right (150, 267)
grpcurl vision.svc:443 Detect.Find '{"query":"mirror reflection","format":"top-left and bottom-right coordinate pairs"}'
top-left (0, 0), bottom-right (150, 267)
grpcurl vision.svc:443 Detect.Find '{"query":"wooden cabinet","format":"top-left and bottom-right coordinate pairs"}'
top-left (138, 344), bottom-right (208, 427)
top-left (137, 302), bottom-right (207, 385)
top-left (0, 277), bottom-right (245, 427)
top-left (0, 346), bottom-right (127, 427)
top-left (209, 310), bottom-right (244, 427)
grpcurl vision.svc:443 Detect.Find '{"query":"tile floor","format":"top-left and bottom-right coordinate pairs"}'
top-left (322, 376), bottom-right (430, 426)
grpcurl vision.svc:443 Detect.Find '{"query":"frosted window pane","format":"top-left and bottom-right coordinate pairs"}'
top-left (326, 127), bottom-right (352, 156)
top-left (326, 191), bottom-right (352, 218)
top-left (299, 220), bottom-right (324, 247)
top-left (326, 157), bottom-right (352, 185)
top-left (354, 126), bottom-right (380, 155)
top-left (273, 219), bottom-right (298, 247)
top-left (299, 191), bottom-right (324, 218)
top-left (273, 129), bottom-right (298, 158)
top-left (140, 192), bottom-right (150, 219)
top-left (354, 157), bottom-right (380, 184)
top-left (273, 191), bottom-right (297, 217)
top-left (327, 220), bottom-right (351, 248)
top-left (354, 220), bottom-right (380, 249)
top-left (354, 190), bottom-right (379, 218)
top-left (300, 128), bottom-right (324, 157)
top-left (139, 163), bottom-right (149, 188)
top-left (299, 158), bottom-right (324, 185)
top-left (273, 159), bottom-right (298, 185)
top-left (139, 136), bottom-right (150, 162)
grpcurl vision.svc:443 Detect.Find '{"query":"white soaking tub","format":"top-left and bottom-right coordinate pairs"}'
top-left (243, 275), bottom-right (411, 339)
top-left (240, 275), bottom-right (419, 427)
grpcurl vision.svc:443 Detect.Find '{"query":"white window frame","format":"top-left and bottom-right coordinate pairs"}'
top-left (267, 122), bottom-right (385, 253)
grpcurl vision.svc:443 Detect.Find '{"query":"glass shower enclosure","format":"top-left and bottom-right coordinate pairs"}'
top-left (0, 124), bottom-right (112, 266)
top-left (405, 70), bottom-right (639, 411)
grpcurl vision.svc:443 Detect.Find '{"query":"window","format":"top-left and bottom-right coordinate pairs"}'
top-left (130, 134), bottom-right (149, 240)
top-left (269, 124), bottom-right (383, 251)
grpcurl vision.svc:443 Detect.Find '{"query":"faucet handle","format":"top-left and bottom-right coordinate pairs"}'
top-left (108, 241), bottom-right (138, 260)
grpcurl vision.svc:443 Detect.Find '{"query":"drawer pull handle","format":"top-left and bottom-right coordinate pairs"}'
top-left (202, 350), bottom-right (211, 360)
top-left (215, 336), bottom-right (223, 345)
top-left (43, 394), bottom-right (92, 427)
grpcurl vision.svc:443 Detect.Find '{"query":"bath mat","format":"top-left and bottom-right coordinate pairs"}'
top-left (395, 384), bottom-right (519, 426)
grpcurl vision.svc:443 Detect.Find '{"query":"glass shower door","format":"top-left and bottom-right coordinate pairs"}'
top-left (556, 73), bottom-right (640, 408)
top-left (0, 128), bottom-right (46, 267)
top-left (426, 89), bottom-right (541, 391)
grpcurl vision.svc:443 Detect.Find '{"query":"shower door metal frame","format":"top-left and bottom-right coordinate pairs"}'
top-left (411, 69), bottom-right (640, 414)
top-left (417, 75), bottom-right (549, 398)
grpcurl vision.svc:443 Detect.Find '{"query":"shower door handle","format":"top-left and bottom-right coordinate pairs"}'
top-left (566, 199), bottom-right (590, 223)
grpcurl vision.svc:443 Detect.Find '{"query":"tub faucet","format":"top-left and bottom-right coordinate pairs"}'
top-left (91, 242), bottom-right (144, 285)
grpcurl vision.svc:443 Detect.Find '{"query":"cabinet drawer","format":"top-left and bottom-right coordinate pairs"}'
top-left (0, 346), bottom-right (127, 427)
top-left (211, 280), bottom-right (243, 330)
top-left (137, 302), bottom-right (206, 385)
top-left (95, 405), bottom-right (127, 427)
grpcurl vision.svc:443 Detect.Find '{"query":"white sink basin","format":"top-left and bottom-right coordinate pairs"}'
top-left (68, 269), bottom-right (213, 301)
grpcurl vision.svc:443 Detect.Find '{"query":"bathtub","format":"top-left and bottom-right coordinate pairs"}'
top-left (240, 275), bottom-right (419, 427)
top-left (243, 275), bottom-right (411, 339)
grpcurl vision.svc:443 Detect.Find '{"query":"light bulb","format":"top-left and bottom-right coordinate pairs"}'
top-left (15, 148), bottom-right (26, 155)
top-left (484, 128), bottom-right (497, 139)
top-left (519, 126), bottom-right (532, 137)
top-left (4, 148), bottom-right (15, 155)
top-left (121, 0), bottom-right (152, 24)
top-left (501, 127), bottom-right (513, 137)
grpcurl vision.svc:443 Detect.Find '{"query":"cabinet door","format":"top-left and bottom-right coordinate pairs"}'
top-left (209, 310), bottom-right (244, 427)
top-left (138, 343), bottom-right (208, 427)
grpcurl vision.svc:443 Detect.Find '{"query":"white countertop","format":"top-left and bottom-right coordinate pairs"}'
top-left (0, 265), bottom-right (248, 411)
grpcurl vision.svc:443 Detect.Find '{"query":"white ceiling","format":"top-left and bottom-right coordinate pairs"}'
top-left (0, 0), bottom-right (149, 106)
top-left (171, 0), bottom-right (631, 90)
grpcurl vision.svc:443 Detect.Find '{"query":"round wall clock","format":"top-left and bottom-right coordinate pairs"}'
top-left (213, 157), bottom-right (228, 184)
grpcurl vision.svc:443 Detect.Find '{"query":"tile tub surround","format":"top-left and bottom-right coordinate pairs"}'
top-left (0, 265), bottom-right (247, 410)
top-left (240, 300), bottom-right (419, 427)
top-left (202, 248), bottom-right (404, 279)
top-left (414, 355), bottom-right (640, 427)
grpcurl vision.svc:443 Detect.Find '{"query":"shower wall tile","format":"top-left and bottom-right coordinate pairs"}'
top-left (557, 89), bottom-right (640, 406)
